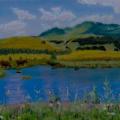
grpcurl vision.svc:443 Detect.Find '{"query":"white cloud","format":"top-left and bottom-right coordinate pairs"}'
top-left (78, 0), bottom-right (120, 13)
top-left (12, 8), bottom-right (36, 20)
top-left (0, 6), bottom-right (118, 38)
top-left (39, 7), bottom-right (76, 22)
top-left (0, 20), bottom-right (26, 37)
top-left (38, 7), bottom-right (114, 30)
top-left (38, 7), bottom-right (76, 29)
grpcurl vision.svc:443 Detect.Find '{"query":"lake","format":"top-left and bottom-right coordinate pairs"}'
top-left (0, 66), bottom-right (120, 104)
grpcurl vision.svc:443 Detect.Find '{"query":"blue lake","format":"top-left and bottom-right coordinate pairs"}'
top-left (0, 66), bottom-right (120, 104)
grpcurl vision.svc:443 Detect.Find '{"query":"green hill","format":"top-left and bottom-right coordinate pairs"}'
top-left (40, 27), bottom-right (66, 37)
top-left (39, 21), bottom-right (120, 40)
top-left (39, 22), bottom-right (120, 51)
top-left (0, 22), bottom-right (120, 68)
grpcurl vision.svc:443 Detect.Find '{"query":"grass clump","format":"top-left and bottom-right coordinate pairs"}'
top-left (0, 69), bottom-right (5, 78)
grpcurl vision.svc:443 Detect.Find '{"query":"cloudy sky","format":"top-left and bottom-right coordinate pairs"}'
top-left (0, 0), bottom-right (120, 38)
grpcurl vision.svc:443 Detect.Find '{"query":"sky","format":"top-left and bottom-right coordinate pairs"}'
top-left (0, 0), bottom-right (120, 38)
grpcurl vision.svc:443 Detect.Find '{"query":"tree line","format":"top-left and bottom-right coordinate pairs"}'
top-left (0, 48), bottom-right (60, 55)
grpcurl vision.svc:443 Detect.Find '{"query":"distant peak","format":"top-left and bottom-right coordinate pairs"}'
top-left (82, 21), bottom-right (95, 24)
top-left (40, 27), bottom-right (65, 37)
top-left (51, 27), bottom-right (63, 30)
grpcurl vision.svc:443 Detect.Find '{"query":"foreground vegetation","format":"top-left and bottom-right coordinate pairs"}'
top-left (0, 102), bottom-right (120, 120)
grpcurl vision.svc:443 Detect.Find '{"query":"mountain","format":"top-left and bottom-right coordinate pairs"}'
top-left (84, 22), bottom-right (120, 37)
top-left (40, 27), bottom-right (66, 40)
top-left (40, 27), bottom-right (66, 37)
top-left (39, 22), bottom-right (120, 40)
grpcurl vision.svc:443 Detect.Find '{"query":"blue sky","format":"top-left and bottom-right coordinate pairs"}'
top-left (0, 0), bottom-right (120, 38)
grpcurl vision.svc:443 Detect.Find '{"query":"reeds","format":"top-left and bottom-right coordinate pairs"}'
top-left (0, 68), bottom-right (5, 78)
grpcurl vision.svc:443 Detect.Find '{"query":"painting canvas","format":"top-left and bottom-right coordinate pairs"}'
top-left (0, 0), bottom-right (120, 119)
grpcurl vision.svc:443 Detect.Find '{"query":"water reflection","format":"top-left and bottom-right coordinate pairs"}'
top-left (5, 73), bottom-right (25, 104)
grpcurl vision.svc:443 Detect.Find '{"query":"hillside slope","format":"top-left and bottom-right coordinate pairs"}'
top-left (0, 36), bottom-right (60, 52)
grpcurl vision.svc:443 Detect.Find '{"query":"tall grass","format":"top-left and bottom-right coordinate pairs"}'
top-left (0, 102), bottom-right (120, 120)
top-left (0, 68), bottom-right (5, 78)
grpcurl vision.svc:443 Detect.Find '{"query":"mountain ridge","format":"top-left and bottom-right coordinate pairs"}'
top-left (39, 21), bottom-right (120, 40)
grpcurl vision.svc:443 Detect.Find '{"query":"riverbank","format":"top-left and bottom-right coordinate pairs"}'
top-left (58, 51), bottom-right (120, 68)
top-left (0, 102), bottom-right (119, 120)
top-left (1, 51), bottom-right (120, 69)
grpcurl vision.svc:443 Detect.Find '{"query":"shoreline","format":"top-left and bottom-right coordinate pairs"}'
top-left (1, 51), bottom-right (120, 69)
top-left (1, 60), bottom-right (120, 70)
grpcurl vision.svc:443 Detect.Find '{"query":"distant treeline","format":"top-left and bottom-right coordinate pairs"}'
top-left (0, 48), bottom-right (69, 55)
top-left (114, 41), bottom-right (120, 51)
top-left (50, 40), bottom-right (64, 44)
top-left (72, 36), bottom-right (120, 45)
top-left (0, 48), bottom-right (50, 55)
top-left (77, 46), bottom-right (106, 51)
top-left (0, 48), bottom-right (68, 55)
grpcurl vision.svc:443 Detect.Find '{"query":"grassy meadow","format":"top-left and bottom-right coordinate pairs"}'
top-left (57, 50), bottom-right (120, 68)
top-left (58, 51), bottom-right (120, 61)
top-left (0, 36), bottom-right (60, 52)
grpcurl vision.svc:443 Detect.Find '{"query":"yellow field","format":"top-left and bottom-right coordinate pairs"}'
top-left (0, 36), bottom-right (60, 52)
top-left (58, 50), bottom-right (120, 61)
